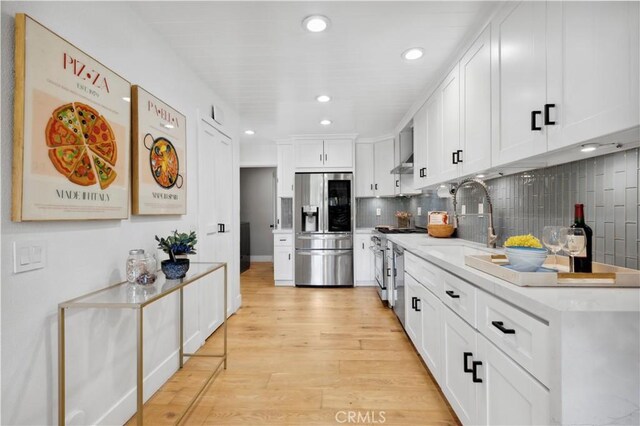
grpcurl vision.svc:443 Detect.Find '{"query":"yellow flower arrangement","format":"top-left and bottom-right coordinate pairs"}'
top-left (504, 234), bottom-right (543, 248)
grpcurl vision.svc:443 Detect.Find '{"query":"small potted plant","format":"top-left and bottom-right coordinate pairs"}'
top-left (155, 230), bottom-right (197, 279)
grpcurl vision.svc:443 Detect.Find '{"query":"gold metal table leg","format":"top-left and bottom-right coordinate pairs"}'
top-left (58, 307), bottom-right (65, 426)
top-left (137, 308), bottom-right (144, 426)
top-left (224, 264), bottom-right (228, 369)
top-left (179, 287), bottom-right (184, 369)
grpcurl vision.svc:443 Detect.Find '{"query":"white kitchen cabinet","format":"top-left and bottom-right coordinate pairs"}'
top-left (294, 139), bottom-right (325, 168)
top-left (355, 143), bottom-right (375, 197)
top-left (354, 233), bottom-right (375, 284)
top-left (491, 1), bottom-right (548, 166)
top-left (373, 138), bottom-right (396, 197)
top-left (424, 92), bottom-right (442, 187)
top-left (324, 139), bottom-right (353, 168)
top-left (415, 281), bottom-right (442, 382)
top-left (277, 144), bottom-right (294, 198)
top-left (460, 26), bottom-right (492, 176)
top-left (438, 64), bottom-right (461, 182)
top-left (546, 1), bottom-right (640, 151)
top-left (405, 275), bottom-right (421, 344)
top-left (273, 246), bottom-right (293, 281)
top-left (412, 102), bottom-right (428, 189)
top-left (476, 333), bottom-right (550, 425)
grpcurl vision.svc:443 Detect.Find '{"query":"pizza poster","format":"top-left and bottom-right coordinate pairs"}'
top-left (12, 14), bottom-right (131, 221)
top-left (131, 86), bottom-right (187, 215)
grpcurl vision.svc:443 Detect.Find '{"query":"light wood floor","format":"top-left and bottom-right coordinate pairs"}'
top-left (128, 262), bottom-right (459, 425)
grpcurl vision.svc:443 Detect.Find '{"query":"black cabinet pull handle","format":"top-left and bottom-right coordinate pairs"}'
top-left (415, 298), bottom-right (421, 312)
top-left (395, 179), bottom-right (399, 188)
top-left (362, 242), bottom-right (365, 249)
top-left (531, 110), bottom-right (542, 131)
top-left (421, 168), bottom-right (425, 178)
top-left (445, 290), bottom-right (460, 299)
top-left (463, 352), bottom-right (473, 373)
top-left (544, 103), bottom-right (556, 125)
top-left (320, 154), bottom-right (323, 162)
top-left (375, 183), bottom-right (378, 190)
top-left (452, 151), bottom-right (458, 165)
top-left (386, 268), bottom-right (391, 277)
top-left (325, 153), bottom-right (328, 162)
top-left (288, 253), bottom-right (291, 260)
top-left (370, 184), bottom-right (373, 190)
top-left (457, 149), bottom-right (463, 163)
top-left (472, 361), bottom-right (483, 383)
top-left (492, 321), bottom-right (516, 334)
top-left (411, 296), bottom-right (417, 310)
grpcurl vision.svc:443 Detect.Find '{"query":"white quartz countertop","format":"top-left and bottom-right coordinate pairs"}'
top-left (272, 229), bottom-right (293, 234)
top-left (384, 233), bottom-right (640, 318)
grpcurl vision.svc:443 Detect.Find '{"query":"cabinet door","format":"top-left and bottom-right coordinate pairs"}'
top-left (441, 307), bottom-right (479, 425)
top-left (412, 102), bottom-right (428, 189)
top-left (476, 334), bottom-right (550, 425)
top-left (439, 65), bottom-right (461, 182)
top-left (355, 144), bottom-right (375, 197)
top-left (274, 246), bottom-right (293, 281)
top-left (373, 138), bottom-right (396, 196)
top-left (277, 144), bottom-right (294, 197)
top-left (404, 275), bottom-right (421, 346)
top-left (294, 139), bottom-right (325, 168)
top-left (547, 1), bottom-right (640, 151)
top-left (461, 26), bottom-right (492, 176)
top-left (415, 284), bottom-right (442, 382)
top-left (491, 1), bottom-right (547, 166)
top-left (424, 92), bottom-right (442, 187)
top-left (324, 139), bottom-right (354, 168)
top-left (354, 234), bottom-right (374, 283)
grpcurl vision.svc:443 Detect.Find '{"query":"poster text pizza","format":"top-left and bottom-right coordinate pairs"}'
top-left (148, 101), bottom-right (180, 128)
top-left (63, 53), bottom-right (110, 93)
top-left (56, 189), bottom-right (111, 202)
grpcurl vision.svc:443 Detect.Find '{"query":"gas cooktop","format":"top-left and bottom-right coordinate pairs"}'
top-left (375, 227), bottom-right (428, 234)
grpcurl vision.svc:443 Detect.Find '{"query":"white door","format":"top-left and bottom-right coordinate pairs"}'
top-left (412, 102), bottom-right (428, 189)
top-left (461, 26), bottom-right (492, 176)
top-left (476, 334), bottom-right (550, 425)
top-left (354, 234), bottom-right (374, 284)
top-left (324, 139), bottom-right (353, 168)
top-left (274, 246), bottom-right (293, 281)
top-left (546, 1), bottom-right (640, 151)
top-left (424, 91), bottom-right (442, 187)
top-left (439, 65), bottom-right (461, 182)
top-left (441, 307), bottom-right (479, 425)
top-left (355, 144), bottom-right (375, 197)
top-left (416, 284), bottom-right (442, 382)
top-left (404, 275), bottom-right (422, 346)
top-left (491, 1), bottom-right (548, 166)
top-left (294, 139), bottom-right (324, 168)
top-left (277, 144), bottom-right (294, 197)
top-left (373, 138), bottom-right (396, 197)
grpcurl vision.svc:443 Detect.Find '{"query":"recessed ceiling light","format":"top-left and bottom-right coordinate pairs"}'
top-left (302, 15), bottom-right (330, 33)
top-left (402, 47), bottom-right (424, 61)
top-left (122, 97), bottom-right (131, 102)
top-left (316, 95), bottom-right (331, 103)
top-left (320, 119), bottom-right (332, 126)
top-left (476, 174), bottom-right (485, 178)
top-left (580, 143), bottom-right (598, 153)
top-left (244, 130), bottom-right (255, 135)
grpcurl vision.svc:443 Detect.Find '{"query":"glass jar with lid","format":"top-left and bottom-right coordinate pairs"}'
top-left (126, 249), bottom-right (146, 283)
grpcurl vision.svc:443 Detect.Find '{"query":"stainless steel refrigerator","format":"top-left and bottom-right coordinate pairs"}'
top-left (294, 173), bottom-right (353, 286)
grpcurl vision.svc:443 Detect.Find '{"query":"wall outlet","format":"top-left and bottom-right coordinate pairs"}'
top-left (478, 203), bottom-right (484, 215)
top-left (376, 208), bottom-right (381, 216)
top-left (417, 207), bottom-right (422, 216)
top-left (13, 241), bottom-right (46, 273)
top-left (461, 205), bottom-right (466, 215)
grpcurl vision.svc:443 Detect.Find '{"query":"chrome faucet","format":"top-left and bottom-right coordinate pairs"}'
top-left (452, 177), bottom-right (498, 248)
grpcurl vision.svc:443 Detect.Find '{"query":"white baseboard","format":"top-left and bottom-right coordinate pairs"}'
top-left (275, 280), bottom-right (295, 286)
top-left (250, 255), bottom-right (273, 262)
top-left (355, 281), bottom-right (377, 287)
top-left (93, 332), bottom-right (200, 425)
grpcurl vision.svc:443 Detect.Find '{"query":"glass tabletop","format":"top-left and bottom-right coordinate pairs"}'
top-left (59, 262), bottom-right (226, 309)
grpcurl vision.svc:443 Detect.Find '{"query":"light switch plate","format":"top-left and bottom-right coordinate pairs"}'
top-left (417, 207), bottom-right (422, 216)
top-left (13, 241), bottom-right (46, 273)
top-left (478, 203), bottom-right (484, 215)
top-left (376, 208), bottom-right (381, 216)
top-left (461, 205), bottom-right (466, 215)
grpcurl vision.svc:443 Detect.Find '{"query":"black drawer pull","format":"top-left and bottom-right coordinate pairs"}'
top-left (395, 179), bottom-right (399, 188)
top-left (411, 296), bottom-right (417, 310)
top-left (415, 298), bottom-right (421, 312)
top-left (463, 352), bottom-right (473, 373)
top-left (456, 149), bottom-right (463, 163)
top-left (492, 321), bottom-right (516, 334)
top-left (472, 361), bottom-right (483, 383)
top-left (386, 268), bottom-right (391, 277)
top-left (531, 110), bottom-right (542, 131)
top-left (445, 290), bottom-right (460, 299)
top-left (544, 103), bottom-right (556, 125)
top-left (452, 151), bottom-right (458, 165)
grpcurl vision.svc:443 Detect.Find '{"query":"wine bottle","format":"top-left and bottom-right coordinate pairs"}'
top-left (571, 203), bottom-right (593, 272)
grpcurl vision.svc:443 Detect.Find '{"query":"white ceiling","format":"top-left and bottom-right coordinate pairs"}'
top-left (131, 1), bottom-right (495, 144)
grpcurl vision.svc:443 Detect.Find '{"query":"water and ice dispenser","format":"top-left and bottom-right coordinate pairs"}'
top-left (301, 205), bottom-right (319, 232)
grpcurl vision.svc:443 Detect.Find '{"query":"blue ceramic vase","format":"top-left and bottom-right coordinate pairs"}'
top-left (161, 258), bottom-right (190, 279)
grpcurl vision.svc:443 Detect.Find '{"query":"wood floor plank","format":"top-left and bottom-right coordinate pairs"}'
top-left (126, 262), bottom-right (459, 425)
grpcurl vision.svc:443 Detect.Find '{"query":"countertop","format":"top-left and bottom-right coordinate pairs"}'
top-left (272, 229), bottom-right (293, 234)
top-left (385, 233), bottom-right (640, 318)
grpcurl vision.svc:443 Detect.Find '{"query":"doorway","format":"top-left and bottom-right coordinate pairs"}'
top-left (240, 167), bottom-right (277, 266)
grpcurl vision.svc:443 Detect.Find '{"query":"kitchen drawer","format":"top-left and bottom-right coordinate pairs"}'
top-left (274, 233), bottom-right (293, 247)
top-left (405, 252), bottom-right (442, 297)
top-left (477, 290), bottom-right (550, 387)
top-left (441, 271), bottom-right (476, 328)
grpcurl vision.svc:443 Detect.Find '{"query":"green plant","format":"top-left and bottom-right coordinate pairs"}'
top-left (155, 230), bottom-right (197, 262)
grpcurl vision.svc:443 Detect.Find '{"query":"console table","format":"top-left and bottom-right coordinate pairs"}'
top-left (58, 262), bottom-right (228, 425)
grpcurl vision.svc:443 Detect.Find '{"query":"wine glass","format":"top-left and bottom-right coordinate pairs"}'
top-left (560, 227), bottom-right (586, 273)
top-left (542, 226), bottom-right (566, 270)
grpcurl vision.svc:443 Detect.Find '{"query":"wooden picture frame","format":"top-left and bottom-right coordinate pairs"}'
top-left (12, 14), bottom-right (131, 221)
top-left (131, 86), bottom-right (187, 215)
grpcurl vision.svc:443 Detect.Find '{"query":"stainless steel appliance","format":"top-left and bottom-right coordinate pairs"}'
top-left (371, 234), bottom-right (388, 302)
top-left (391, 243), bottom-right (405, 327)
top-left (294, 173), bottom-right (353, 286)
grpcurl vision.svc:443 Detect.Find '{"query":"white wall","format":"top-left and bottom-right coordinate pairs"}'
top-left (0, 3), bottom-right (240, 425)
top-left (239, 141), bottom-right (277, 167)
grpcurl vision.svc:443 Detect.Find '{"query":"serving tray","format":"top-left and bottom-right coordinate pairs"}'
top-left (464, 254), bottom-right (640, 287)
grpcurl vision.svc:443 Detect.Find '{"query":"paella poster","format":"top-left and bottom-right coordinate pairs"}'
top-left (12, 14), bottom-right (131, 221)
top-left (131, 86), bottom-right (186, 215)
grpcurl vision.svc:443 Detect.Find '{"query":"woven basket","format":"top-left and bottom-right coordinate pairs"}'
top-left (428, 224), bottom-right (455, 238)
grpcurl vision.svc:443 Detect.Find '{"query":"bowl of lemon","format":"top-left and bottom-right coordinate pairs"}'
top-left (503, 234), bottom-right (548, 272)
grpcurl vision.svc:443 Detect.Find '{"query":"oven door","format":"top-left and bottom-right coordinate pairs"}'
top-left (373, 247), bottom-right (386, 300)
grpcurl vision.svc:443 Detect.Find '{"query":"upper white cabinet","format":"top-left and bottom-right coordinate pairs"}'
top-left (412, 102), bottom-right (428, 189)
top-left (546, 1), bottom-right (640, 151)
top-left (460, 26), bottom-right (492, 176)
top-left (373, 138), bottom-right (396, 197)
top-left (491, 1), bottom-right (548, 166)
top-left (424, 90), bottom-right (442, 187)
top-left (277, 144), bottom-right (294, 198)
top-left (294, 137), bottom-right (354, 169)
top-left (438, 64), bottom-right (461, 182)
top-left (355, 143), bottom-right (375, 197)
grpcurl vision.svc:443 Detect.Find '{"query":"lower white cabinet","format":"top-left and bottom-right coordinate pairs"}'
top-left (415, 277), bottom-right (443, 382)
top-left (273, 233), bottom-right (293, 284)
top-left (354, 233), bottom-right (375, 284)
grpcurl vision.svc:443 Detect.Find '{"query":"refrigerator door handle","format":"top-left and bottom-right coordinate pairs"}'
top-left (296, 250), bottom-right (352, 256)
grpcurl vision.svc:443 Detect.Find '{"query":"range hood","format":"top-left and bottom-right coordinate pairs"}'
top-left (390, 126), bottom-right (414, 174)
